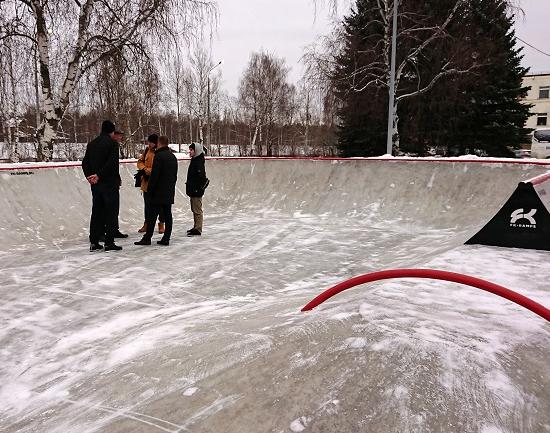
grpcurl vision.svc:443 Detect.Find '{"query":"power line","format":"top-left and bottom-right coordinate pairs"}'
top-left (516, 36), bottom-right (550, 58)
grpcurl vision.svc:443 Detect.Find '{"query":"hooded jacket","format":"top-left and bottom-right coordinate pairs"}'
top-left (186, 143), bottom-right (207, 198)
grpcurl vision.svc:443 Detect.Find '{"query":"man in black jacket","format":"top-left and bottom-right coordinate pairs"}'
top-left (82, 120), bottom-right (123, 252)
top-left (135, 135), bottom-right (178, 246)
top-left (186, 142), bottom-right (207, 236)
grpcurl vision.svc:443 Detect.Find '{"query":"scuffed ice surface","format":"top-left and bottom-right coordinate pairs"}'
top-left (0, 159), bottom-right (549, 433)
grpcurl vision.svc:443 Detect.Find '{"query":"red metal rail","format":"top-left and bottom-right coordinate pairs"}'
top-left (2, 157), bottom-right (550, 171)
top-left (301, 269), bottom-right (550, 323)
top-left (526, 170), bottom-right (550, 186)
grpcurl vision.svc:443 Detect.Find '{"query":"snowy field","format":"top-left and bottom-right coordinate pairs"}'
top-left (1, 158), bottom-right (549, 433)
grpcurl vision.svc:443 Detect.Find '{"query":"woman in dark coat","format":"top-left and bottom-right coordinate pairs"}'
top-left (135, 135), bottom-right (178, 246)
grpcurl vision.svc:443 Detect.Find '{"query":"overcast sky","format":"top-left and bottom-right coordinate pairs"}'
top-left (210, 0), bottom-right (550, 96)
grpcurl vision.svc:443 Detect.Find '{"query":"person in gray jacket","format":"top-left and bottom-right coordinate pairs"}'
top-left (185, 142), bottom-right (207, 236)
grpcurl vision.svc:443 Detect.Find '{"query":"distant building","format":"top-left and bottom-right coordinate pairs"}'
top-left (522, 72), bottom-right (550, 129)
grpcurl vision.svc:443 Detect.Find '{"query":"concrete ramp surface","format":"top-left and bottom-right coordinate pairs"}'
top-left (1, 158), bottom-right (549, 433)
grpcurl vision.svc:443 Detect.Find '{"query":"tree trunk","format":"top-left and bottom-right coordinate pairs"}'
top-left (34, 10), bottom-right (59, 161)
top-left (73, 112), bottom-right (78, 147)
top-left (34, 48), bottom-right (41, 140)
top-left (392, 106), bottom-right (400, 151)
top-left (7, 40), bottom-right (20, 163)
top-left (251, 123), bottom-right (261, 156)
top-left (125, 116), bottom-right (133, 158)
top-left (36, 115), bottom-right (58, 162)
top-left (32, 0), bottom-right (94, 161)
top-left (188, 113), bottom-right (193, 144)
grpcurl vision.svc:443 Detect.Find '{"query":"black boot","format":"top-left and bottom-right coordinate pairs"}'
top-left (187, 228), bottom-right (201, 236)
top-left (104, 243), bottom-right (123, 251)
top-left (90, 243), bottom-right (103, 252)
top-left (134, 238), bottom-right (151, 245)
top-left (157, 238), bottom-right (170, 246)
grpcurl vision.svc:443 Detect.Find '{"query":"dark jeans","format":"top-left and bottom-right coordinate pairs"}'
top-left (90, 183), bottom-right (118, 244)
top-left (144, 204), bottom-right (173, 240)
top-left (143, 191), bottom-right (165, 223)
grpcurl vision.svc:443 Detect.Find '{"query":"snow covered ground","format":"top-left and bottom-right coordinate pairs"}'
top-left (0, 158), bottom-right (549, 433)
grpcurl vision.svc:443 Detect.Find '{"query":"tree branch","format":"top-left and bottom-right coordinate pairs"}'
top-left (396, 63), bottom-right (484, 102)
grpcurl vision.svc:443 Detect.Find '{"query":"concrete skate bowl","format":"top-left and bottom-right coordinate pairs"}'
top-left (1, 158), bottom-right (550, 433)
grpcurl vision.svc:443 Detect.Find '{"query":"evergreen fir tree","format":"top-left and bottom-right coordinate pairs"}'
top-left (333, 0), bottom-right (387, 156)
top-left (333, 0), bottom-right (532, 157)
top-left (455, 0), bottom-right (532, 156)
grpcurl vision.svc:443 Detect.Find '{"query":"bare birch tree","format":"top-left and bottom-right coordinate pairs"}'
top-left (0, 0), bottom-right (215, 161)
top-left (164, 51), bottom-right (187, 150)
top-left (175, 42), bottom-right (221, 146)
top-left (0, 33), bottom-right (34, 162)
top-left (238, 51), bottom-right (292, 156)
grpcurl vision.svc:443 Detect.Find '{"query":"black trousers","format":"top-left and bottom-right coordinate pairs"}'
top-left (144, 204), bottom-right (173, 240)
top-left (143, 191), bottom-right (165, 223)
top-left (90, 183), bottom-right (118, 244)
top-left (114, 188), bottom-right (120, 230)
top-left (104, 188), bottom-right (120, 232)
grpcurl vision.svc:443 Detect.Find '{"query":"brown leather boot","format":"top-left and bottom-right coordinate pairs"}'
top-left (138, 222), bottom-right (147, 233)
top-left (158, 222), bottom-right (165, 234)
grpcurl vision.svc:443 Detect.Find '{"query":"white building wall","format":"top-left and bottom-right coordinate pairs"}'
top-left (522, 73), bottom-right (550, 129)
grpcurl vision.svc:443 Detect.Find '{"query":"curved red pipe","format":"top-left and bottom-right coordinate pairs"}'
top-left (526, 171), bottom-right (550, 186)
top-left (301, 269), bottom-right (550, 323)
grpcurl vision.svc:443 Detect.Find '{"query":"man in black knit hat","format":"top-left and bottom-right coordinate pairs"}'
top-left (135, 135), bottom-right (178, 246)
top-left (82, 120), bottom-right (123, 252)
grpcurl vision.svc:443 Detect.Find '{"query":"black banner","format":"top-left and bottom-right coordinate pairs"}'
top-left (465, 182), bottom-right (550, 251)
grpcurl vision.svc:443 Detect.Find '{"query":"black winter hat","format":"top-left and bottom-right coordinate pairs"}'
top-left (101, 120), bottom-right (116, 134)
top-left (147, 133), bottom-right (159, 144)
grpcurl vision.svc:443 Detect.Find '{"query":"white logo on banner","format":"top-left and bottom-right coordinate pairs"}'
top-left (510, 208), bottom-right (537, 228)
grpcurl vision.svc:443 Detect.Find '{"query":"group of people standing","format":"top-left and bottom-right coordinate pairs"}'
top-left (82, 120), bottom-right (208, 251)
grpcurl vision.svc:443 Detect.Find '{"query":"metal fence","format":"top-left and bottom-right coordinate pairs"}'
top-left (0, 141), bottom-right (337, 162)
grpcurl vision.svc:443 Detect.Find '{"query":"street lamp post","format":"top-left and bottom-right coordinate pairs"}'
top-left (386, 0), bottom-right (398, 156)
top-left (207, 61), bottom-right (222, 151)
